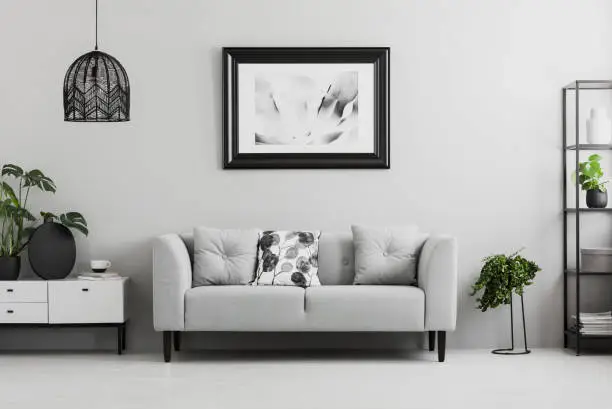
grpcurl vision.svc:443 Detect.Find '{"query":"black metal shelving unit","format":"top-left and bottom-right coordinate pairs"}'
top-left (563, 80), bottom-right (612, 355)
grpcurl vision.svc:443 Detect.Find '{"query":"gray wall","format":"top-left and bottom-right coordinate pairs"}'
top-left (1, 0), bottom-right (612, 351)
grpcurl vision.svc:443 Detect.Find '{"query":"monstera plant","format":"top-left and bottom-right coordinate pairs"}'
top-left (0, 164), bottom-right (88, 280)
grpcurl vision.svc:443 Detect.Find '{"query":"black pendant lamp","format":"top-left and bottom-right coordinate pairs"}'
top-left (63, 0), bottom-right (130, 122)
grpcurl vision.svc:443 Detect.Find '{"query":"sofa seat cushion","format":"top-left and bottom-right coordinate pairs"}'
top-left (304, 286), bottom-right (425, 331)
top-left (185, 286), bottom-right (305, 331)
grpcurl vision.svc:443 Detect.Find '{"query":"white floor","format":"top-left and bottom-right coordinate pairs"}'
top-left (0, 349), bottom-right (610, 409)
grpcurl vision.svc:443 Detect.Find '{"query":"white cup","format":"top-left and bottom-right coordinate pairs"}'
top-left (90, 260), bottom-right (111, 273)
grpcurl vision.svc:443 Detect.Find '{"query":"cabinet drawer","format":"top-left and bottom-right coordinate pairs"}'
top-left (48, 280), bottom-right (126, 324)
top-left (0, 303), bottom-right (48, 323)
top-left (0, 282), bottom-right (47, 303)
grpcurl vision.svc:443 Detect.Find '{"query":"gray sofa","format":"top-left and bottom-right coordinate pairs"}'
top-left (153, 232), bottom-right (457, 362)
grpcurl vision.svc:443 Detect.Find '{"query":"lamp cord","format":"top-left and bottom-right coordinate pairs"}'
top-left (95, 0), bottom-right (98, 50)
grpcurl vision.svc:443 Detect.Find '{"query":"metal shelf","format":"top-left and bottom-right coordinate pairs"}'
top-left (565, 329), bottom-right (612, 339)
top-left (562, 80), bottom-right (612, 355)
top-left (564, 208), bottom-right (612, 212)
top-left (564, 80), bottom-right (612, 90)
top-left (566, 269), bottom-right (612, 276)
top-left (566, 144), bottom-right (612, 151)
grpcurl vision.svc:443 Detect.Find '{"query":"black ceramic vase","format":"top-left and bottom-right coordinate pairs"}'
top-left (28, 221), bottom-right (76, 280)
top-left (586, 189), bottom-right (608, 209)
top-left (0, 256), bottom-right (20, 280)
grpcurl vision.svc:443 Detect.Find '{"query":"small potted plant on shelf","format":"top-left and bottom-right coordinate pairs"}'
top-left (471, 249), bottom-right (541, 355)
top-left (575, 154), bottom-right (608, 208)
top-left (0, 164), bottom-right (88, 280)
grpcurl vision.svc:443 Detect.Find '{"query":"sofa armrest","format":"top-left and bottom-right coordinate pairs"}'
top-left (418, 235), bottom-right (458, 331)
top-left (153, 234), bottom-right (192, 331)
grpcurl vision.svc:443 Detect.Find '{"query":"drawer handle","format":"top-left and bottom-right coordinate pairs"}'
top-left (6, 289), bottom-right (13, 293)
top-left (82, 288), bottom-right (89, 292)
top-left (6, 310), bottom-right (13, 314)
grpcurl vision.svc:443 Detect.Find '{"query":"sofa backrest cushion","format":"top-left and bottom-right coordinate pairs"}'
top-left (318, 232), bottom-right (355, 285)
top-left (352, 225), bottom-right (428, 285)
top-left (181, 231), bottom-right (356, 286)
top-left (192, 227), bottom-right (259, 286)
top-left (180, 233), bottom-right (195, 266)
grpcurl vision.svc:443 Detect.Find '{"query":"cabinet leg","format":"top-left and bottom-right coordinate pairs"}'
top-left (163, 331), bottom-right (172, 363)
top-left (121, 324), bottom-right (127, 351)
top-left (437, 331), bottom-right (446, 362)
top-left (428, 331), bottom-right (435, 352)
top-left (117, 326), bottom-right (123, 355)
top-left (173, 331), bottom-right (181, 352)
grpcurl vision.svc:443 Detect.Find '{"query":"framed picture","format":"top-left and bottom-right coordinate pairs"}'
top-left (223, 47), bottom-right (390, 169)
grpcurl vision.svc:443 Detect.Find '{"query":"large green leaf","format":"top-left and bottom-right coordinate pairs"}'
top-left (59, 213), bottom-right (88, 236)
top-left (1, 182), bottom-right (18, 206)
top-left (1, 164), bottom-right (24, 178)
top-left (17, 208), bottom-right (36, 222)
top-left (65, 212), bottom-right (87, 224)
top-left (589, 154), bottom-right (603, 162)
top-left (26, 169), bottom-right (43, 180)
top-left (2, 202), bottom-right (19, 216)
top-left (22, 170), bottom-right (56, 193)
top-left (40, 178), bottom-right (56, 193)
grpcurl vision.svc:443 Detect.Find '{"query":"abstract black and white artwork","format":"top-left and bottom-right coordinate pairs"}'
top-left (254, 70), bottom-right (358, 147)
top-left (223, 48), bottom-right (390, 169)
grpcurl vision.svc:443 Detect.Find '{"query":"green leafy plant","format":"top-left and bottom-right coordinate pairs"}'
top-left (40, 211), bottom-right (88, 236)
top-left (470, 250), bottom-right (541, 312)
top-left (574, 154), bottom-right (608, 192)
top-left (0, 164), bottom-right (88, 257)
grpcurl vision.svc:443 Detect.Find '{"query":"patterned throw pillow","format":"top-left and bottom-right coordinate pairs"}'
top-left (252, 230), bottom-right (321, 287)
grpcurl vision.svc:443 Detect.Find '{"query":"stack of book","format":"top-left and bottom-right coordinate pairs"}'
top-left (572, 311), bottom-right (612, 335)
top-left (78, 272), bottom-right (123, 281)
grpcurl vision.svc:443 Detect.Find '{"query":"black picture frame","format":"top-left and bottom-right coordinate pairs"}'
top-left (222, 47), bottom-right (390, 169)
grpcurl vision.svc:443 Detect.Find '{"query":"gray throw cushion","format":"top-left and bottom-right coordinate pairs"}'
top-left (351, 225), bottom-right (428, 285)
top-left (192, 227), bottom-right (259, 286)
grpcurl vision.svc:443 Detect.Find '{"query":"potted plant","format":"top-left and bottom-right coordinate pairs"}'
top-left (0, 164), bottom-right (88, 280)
top-left (470, 250), bottom-right (540, 354)
top-left (575, 154), bottom-right (608, 208)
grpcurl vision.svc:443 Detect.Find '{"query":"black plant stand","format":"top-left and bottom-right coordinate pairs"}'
top-left (492, 294), bottom-right (530, 355)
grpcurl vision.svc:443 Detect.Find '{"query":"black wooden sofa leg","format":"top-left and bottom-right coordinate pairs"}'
top-left (163, 331), bottom-right (172, 363)
top-left (117, 325), bottom-right (123, 355)
top-left (173, 331), bottom-right (182, 352)
top-left (438, 331), bottom-right (446, 362)
top-left (122, 324), bottom-right (127, 351)
top-left (428, 331), bottom-right (435, 351)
